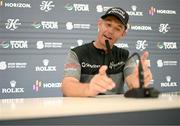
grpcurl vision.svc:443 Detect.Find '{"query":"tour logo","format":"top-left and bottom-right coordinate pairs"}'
top-left (0, 40), bottom-right (28, 49)
top-left (32, 21), bottom-right (58, 29)
top-left (65, 3), bottom-right (89, 12)
top-left (157, 42), bottom-right (177, 50)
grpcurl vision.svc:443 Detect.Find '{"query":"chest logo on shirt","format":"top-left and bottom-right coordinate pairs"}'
top-left (81, 62), bottom-right (100, 69)
top-left (109, 61), bottom-right (125, 69)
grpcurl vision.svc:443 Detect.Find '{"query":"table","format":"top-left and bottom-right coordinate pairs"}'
top-left (0, 92), bottom-right (180, 125)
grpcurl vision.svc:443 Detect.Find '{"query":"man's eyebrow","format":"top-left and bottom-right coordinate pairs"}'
top-left (118, 24), bottom-right (123, 28)
top-left (104, 18), bottom-right (124, 29)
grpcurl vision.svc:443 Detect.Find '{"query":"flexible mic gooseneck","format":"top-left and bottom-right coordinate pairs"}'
top-left (124, 53), bottom-right (159, 98)
top-left (105, 40), bottom-right (159, 98)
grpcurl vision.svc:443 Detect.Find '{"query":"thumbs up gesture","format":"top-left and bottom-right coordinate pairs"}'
top-left (125, 51), bottom-right (153, 89)
top-left (87, 65), bottom-right (115, 96)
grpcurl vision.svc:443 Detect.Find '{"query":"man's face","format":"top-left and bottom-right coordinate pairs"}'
top-left (98, 16), bottom-right (126, 47)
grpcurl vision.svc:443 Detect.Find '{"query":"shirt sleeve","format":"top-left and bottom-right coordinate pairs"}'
top-left (63, 50), bottom-right (81, 80)
top-left (123, 57), bottom-right (136, 78)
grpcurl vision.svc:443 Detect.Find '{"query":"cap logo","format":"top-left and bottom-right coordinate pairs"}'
top-left (108, 8), bottom-right (125, 19)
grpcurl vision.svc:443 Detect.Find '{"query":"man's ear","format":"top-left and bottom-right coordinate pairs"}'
top-left (122, 29), bottom-right (127, 37)
top-left (97, 18), bottom-right (103, 29)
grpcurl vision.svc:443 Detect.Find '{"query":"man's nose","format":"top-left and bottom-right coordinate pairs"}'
top-left (107, 27), bottom-right (113, 34)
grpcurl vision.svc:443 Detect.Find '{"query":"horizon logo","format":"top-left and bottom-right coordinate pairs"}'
top-left (149, 6), bottom-right (156, 16)
top-left (40, 1), bottom-right (55, 12)
top-left (129, 24), bottom-right (152, 31)
top-left (33, 80), bottom-right (42, 92)
top-left (159, 24), bottom-right (170, 34)
top-left (115, 43), bottom-right (129, 48)
top-left (136, 40), bottom-right (148, 51)
top-left (5, 19), bottom-right (21, 31)
top-left (33, 80), bottom-right (61, 92)
top-left (149, 6), bottom-right (176, 16)
top-left (4, 2), bottom-right (31, 8)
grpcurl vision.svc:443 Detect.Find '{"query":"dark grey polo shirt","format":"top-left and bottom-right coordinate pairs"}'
top-left (64, 41), bottom-right (136, 94)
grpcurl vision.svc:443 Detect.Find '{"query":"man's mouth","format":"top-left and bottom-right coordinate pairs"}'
top-left (104, 35), bottom-right (112, 40)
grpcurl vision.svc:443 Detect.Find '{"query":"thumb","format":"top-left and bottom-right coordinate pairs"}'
top-left (141, 51), bottom-right (149, 60)
top-left (99, 65), bottom-right (108, 76)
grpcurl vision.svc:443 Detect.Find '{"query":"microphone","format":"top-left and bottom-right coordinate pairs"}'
top-left (105, 40), bottom-right (111, 53)
top-left (105, 40), bottom-right (112, 74)
top-left (124, 53), bottom-right (159, 98)
top-left (105, 40), bottom-right (159, 98)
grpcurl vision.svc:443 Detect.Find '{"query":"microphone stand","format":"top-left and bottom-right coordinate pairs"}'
top-left (105, 40), bottom-right (159, 98)
top-left (124, 53), bottom-right (159, 98)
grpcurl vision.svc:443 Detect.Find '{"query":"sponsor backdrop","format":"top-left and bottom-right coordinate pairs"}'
top-left (0, 0), bottom-right (179, 99)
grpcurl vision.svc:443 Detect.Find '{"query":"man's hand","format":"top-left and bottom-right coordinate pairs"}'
top-left (125, 51), bottom-right (153, 89)
top-left (87, 65), bottom-right (115, 96)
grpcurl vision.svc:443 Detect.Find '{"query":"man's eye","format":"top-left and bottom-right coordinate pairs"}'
top-left (106, 23), bottom-right (111, 27)
top-left (115, 28), bottom-right (121, 31)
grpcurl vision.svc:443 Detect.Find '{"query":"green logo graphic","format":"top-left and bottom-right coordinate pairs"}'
top-left (65, 3), bottom-right (73, 11)
top-left (157, 42), bottom-right (164, 49)
top-left (1, 41), bottom-right (10, 48)
top-left (32, 22), bottom-right (42, 29)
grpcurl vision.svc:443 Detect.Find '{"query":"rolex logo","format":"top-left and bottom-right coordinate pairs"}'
top-left (131, 5), bottom-right (137, 11)
top-left (10, 80), bottom-right (16, 88)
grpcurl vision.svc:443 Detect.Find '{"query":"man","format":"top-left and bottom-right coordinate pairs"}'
top-left (62, 7), bottom-right (152, 97)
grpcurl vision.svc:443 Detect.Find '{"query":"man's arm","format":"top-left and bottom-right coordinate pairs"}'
top-left (62, 77), bottom-right (90, 97)
top-left (62, 66), bottom-right (115, 97)
top-left (125, 51), bottom-right (152, 89)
